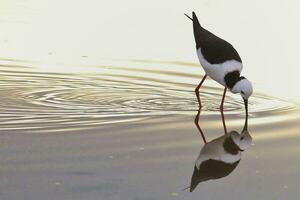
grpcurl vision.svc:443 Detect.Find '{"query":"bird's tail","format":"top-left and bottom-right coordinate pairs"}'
top-left (185, 12), bottom-right (203, 49)
top-left (192, 12), bottom-right (202, 28)
top-left (184, 12), bottom-right (201, 26)
top-left (184, 13), bottom-right (193, 21)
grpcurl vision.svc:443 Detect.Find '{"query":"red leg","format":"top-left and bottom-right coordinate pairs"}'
top-left (220, 87), bottom-right (227, 134)
top-left (195, 75), bottom-right (207, 107)
top-left (220, 87), bottom-right (227, 111)
top-left (194, 107), bottom-right (207, 144)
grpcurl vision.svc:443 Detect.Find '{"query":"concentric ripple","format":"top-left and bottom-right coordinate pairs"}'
top-left (0, 59), bottom-right (298, 132)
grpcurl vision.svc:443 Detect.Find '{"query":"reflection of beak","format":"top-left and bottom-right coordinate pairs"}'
top-left (242, 119), bottom-right (248, 132)
top-left (243, 98), bottom-right (248, 132)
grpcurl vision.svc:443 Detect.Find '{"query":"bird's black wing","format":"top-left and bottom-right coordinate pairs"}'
top-left (192, 12), bottom-right (242, 64)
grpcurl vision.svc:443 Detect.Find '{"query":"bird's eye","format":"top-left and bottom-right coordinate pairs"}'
top-left (240, 136), bottom-right (245, 140)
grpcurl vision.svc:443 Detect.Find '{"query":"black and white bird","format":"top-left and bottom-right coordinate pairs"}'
top-left (185, 12), bottom-right (253, 115)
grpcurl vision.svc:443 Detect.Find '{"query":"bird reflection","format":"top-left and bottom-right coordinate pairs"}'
top-left (189, 109), bottom-right (252, 192)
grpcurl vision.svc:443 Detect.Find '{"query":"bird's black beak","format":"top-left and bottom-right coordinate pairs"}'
top-left (243, 98), bottom-right (248, 116)
top-left (243, 98), bottom-right (248, 131)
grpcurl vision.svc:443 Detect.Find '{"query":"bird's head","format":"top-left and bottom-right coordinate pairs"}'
top-left (231, 78), bottom-right (253, 115)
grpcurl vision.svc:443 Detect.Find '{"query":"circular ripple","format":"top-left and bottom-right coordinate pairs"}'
top-left (0, 62), bottom-right (298, 132)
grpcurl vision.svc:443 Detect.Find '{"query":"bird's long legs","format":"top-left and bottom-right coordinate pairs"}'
top-left (195, 75), bottom-right (207, 107)
top-left (221, 109), bottom-right (227, 135)
top-left (220, 87), bottom-right (227, 111)
top-left (195, 82), bottom-right (228, 135)
top-left (220, 87), bottom-right (227, 134)
top-left (194, 107), bottom-right (207, 144)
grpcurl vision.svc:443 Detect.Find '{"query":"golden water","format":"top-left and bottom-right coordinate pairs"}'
top-left (1, 0), bottom-right (300, 199)
top-left (0, 58), bottom-right (298, 132)
top-left (1, 58), bottom-right (300, 200)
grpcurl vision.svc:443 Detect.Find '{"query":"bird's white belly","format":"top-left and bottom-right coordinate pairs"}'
top-left (197, 48), bottom-right (243, 86)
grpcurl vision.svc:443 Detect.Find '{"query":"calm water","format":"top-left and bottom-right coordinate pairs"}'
top-left (1, 1), bottom-right (300, 199)
top-left (1, 58), bottom-right (300, 200)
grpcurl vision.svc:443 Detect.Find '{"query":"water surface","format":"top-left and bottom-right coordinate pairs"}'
top-left (0, 58), bottom-right (300, 200)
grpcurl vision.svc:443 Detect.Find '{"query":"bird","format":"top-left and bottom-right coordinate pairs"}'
top-left (185, 12), bottom-right (253, 115)
top-left (188, 109), bottom-right (252, 192)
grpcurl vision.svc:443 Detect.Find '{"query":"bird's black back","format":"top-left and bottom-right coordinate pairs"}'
top-left (192, 12), bottom-right (242, 64)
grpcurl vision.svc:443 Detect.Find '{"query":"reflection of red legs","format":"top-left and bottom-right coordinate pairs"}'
top-left (221, 110), bottom-right (227, 135)
top-left (195, 75), bottom-right (207, 108)
top-left (220, 87), bottom-right (227, 134)
top-left (194, 108), bottom-right (207, 144)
